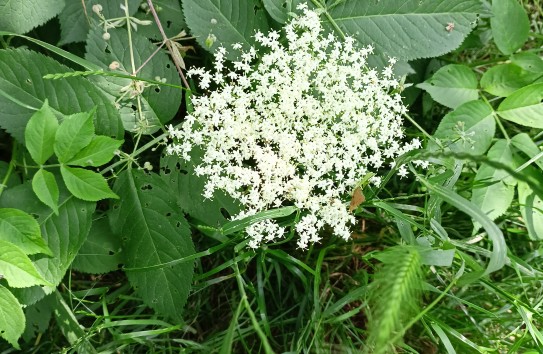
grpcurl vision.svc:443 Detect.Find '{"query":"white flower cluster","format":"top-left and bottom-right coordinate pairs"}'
top-left (168, 4), bottom-right (421, 249)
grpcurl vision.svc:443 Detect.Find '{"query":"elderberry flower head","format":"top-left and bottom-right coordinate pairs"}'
top-left (168, 4), bottom-right (420, 249)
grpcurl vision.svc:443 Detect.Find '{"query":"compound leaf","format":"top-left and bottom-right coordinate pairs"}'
top-left (480, 63), bottom-right (543, 97)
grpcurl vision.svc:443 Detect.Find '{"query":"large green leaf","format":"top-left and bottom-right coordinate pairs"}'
top-left (0, 240), bottom-right (52, 288)
top-left (323, 0), bottom-right (482, 61)
top-left (54, 111), bottom-right (95, 163)
top-left (471, 139), bottom-right (516, 231)
top-left (72, 217), bottom-right (122, 274)
top-left (182, 0), bottom-right (270, 60)
top-left (0, 208), bottom-right (50, 256)
top-left (518, 168), bottom-right (543, 241)
top-left (60, 166), bottom-right (118, 202)
top-left (66, 135), bottom-right (123, 167)
top-left (160, 149), bottom-right (242, 227)
top-left (58, 0), bottom-right (141, 45)
top-left (497, 83), bottom-right (543, 128)
top-left (0, 49), bottom-right (123, 143)
top-left (24, 100), bottom-right (58, 165)
top-left (0, 285), bottom-right (25, 349)
top-left (110, 169), bottom-right (195, 322)
top-left (480, 63), bottom-right (543, 97)
top-left (417, 64), bottom-right (479, 109)
top-left (0, 0), bottom-right (65, 34)
top-left (0, 182), bottom-right (95, 305)
top-left (85, 27), bottom-right (182, 133)
top-left (136, 0), bottom-right (186, 40)
top-left (490, 0), bottom-right (530, 55)
top-left (432, 100), bottom-right (495, 155)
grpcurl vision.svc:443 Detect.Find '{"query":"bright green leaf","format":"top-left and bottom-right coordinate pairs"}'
top-left (417, 65), bottom-right (479, 109)
top-left (480, 63), bottom-right (542, 97)
top-left (0, 285), bottom-right (25, 349)
top-left (0, 240), bottom-right (52, 288)
top-left (491, 0), bottom-right (530, 55)
top-left (0, 0), bottom-right (65, 34)
top-left (0, 208), bottom-right (50, 256)
top-left (72, 218), bottom-right (122, 274)
top-left (182, 0), bottom-right (270, 60)
top-left (419, 248), bottom-right (455, 267)
top-left (60, 166), bottom-right (118, 201)
top-left (24, 100), bottom-right (59, 165)
top-left (54, 110), bottom-right (95, 163)
top-left (66, 136), bottom-right (123, 167)
top-left (518, 169), bottom-right (543, 241)
top-left (497, 83), bottom-right (543, 128)
top-left (0, 49), bottom-right (123, 143)
top-left (511, 52), bottom-right (543, 73)
top-left (32, 169), bottom-right (59, 215)
top-left (110, 169), bottom-right (195, 322)
top-left (432, 100), bottom-right (495, 155)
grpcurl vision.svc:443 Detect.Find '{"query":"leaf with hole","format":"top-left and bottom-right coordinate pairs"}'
top-left (110, 169), bottom-right (195, 322)
top-left (497, 83), bottom-right (543, 128)
top-left (491, 0), bottom-right (530, 55)
top-left (417, 64), bottom-right (478, 109)
top-left (0, 208), bottom-right (50, 256)
top-left (136, 0), bottom-right (186, 40)
top-left (66, 136), bottom-right (123, 167)
top-left (61, 166), bottom-right (118, 202)
top-left (0, 240), bottom-right (52, 288)
top-left (0, 0), bottom-right (65, 34)
top-left (0, 285), bottom-right (25, 349)
top-left (24, 100), bottom-right (58, 165)
top-left (32, 169), bottom-right (59, 215)
top-left (0, 49), bottom-right (123, 143)
top-left (54, 110), bottom-right (95, 163)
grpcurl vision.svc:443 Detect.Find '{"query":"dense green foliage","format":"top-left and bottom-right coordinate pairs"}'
top-left (0, 0), bottom-right (542, 352)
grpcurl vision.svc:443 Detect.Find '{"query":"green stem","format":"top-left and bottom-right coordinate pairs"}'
top-left (481, 95), bottom-right (510, 141)
top-left (0, 142), bottom-right (17, 198)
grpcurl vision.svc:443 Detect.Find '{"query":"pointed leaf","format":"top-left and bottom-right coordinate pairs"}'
top-left (0, 285), bottom-right (24, 349)
top-left (110, 169), bottom-right (195, 322)
top-left (497, 83), bottom-right (543, 128)
top-left (54, 110), bottom-right (95, 163)
top-left (0, 49), bottom-right (123, 143)
top-left (182, 0), bottom-right (270, 60)
top-left (518, 169), bottom-right (543, 241)
top-left (0, 0), bottom-right (65, 34)
top-left (61, 166), bottom-right (118, 201)
top-left (432, 100), bottom-right (495, 155)
top-left (511, 52), bottom-right (543, 73)
top-left (0, 182), bottom-right (95, 305)
top-left (32, 169), bottom-right (60, 215)
top-left (66, 136), bottom-right (123, 167)
top-left (0, 208), bottom-right (50, 256)
top-left (480, 63), bottom-right (542, 97)
top-left (0, 240), bottom-right (52, 288)
top-left (491, 0), bottom-right (530, 55)
top-left (511, 133), bottom-right (543, 171)
top-left (24, 100), bottom-right (59, 165)
top-left (417, 65), bottom-right (478, 109)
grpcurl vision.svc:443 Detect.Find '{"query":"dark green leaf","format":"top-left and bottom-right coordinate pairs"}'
top-left (54, 110), bottom-right (95, 163)
top-left (0, 285), bottom-right (24, 349)
top-left (136, 0), bottom-right (186, 40)
top-left (491, 0), bottom-right (530, 55)
top-left (497, 83), bottom-right (543, 128)
top-left (0, 208), bottom-right (50, 256)
top-left (21, 294), bottom-right (54, 343)
top-left (110, 169), bottom-right (195, 322)
top-left (0, 161), bottom-right (21, 188)
top-left (24, 100), bottom-right (58, 165)
top-left (480, 63), bottom-right (542, 97)
top-left (0, 0), bottom-right (65, 34)
top-left (61, 166), bottom-right (118, 201)
top-left (66, 136), bottom-right (123, 167)
top-left (417, 65), bottom-right (478, 109)
top-left (0, 240), bottom-right (52, 288)
top-left (32, 169), bottom-right (60, 215)
top-left (262, 0), bottom-right (305, 24)
top-left (0, 49), bottom-right (123, 142)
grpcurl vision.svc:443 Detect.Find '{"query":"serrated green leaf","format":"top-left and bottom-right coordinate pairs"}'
top-left (66, 136), bottom-right (123, 167)
top-left (417, 64), bottom-right (478, 109)
top-left (61, 166), bottom-right (118, 201)
top-left (0, 208), bottom-right (50, 256)
top-left (24, 100), bottom-right (58, 165)
top-left (32, 169), bottom-right (60, 215)
top-left (54, 110), bottom-right (95, 163)
top-left (0, 240), bottom-right (52, 288)
top-left (58, 0), bottom-right (141, 45)
top-left (491, 0), bottom-right (530, 55)
top-left (72, 218), bottom-right (122, 274)
top-left (0, 285), bottom-right (24, 349)
top-left (0, 182), bottom-right (95, 305)
top-left (471, 140), bottom-right (516, 231)
top-left (480, 63), bottom-right (542, 97)
top-left (497, 83), bottom-right (543, 128)
top-left (518, 167), bottom-right (543, 241)
top-left (136, 0), bottom-right (186, 40)
top-left (432, 100), bottom-right (495, 155)
top-left (110, 169), bottom-right (195, 322)
top-left (182, 0), bottom-right (270, 60)
top-left (160, 150), bottom-right (242, 227)
top-left (510, 52), bottom-right (543, 73)
top-left (0, 0), bottom-right (65, 34)
top-left (511, 133), bottom-right (543, 171)
top-left (85, 27), bottom-right (181, 133)
top-left (0, 49), bottom-right (123, 143)
top-left (324, 0), bottom-right (482, 61)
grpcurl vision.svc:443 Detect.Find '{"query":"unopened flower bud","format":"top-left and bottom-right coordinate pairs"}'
top-left (109, 61), bottom-right (120, 70)
top-left (92, 4), bottom-right (103, 15)
top-left (102, 32), bottom-right (111, 40)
